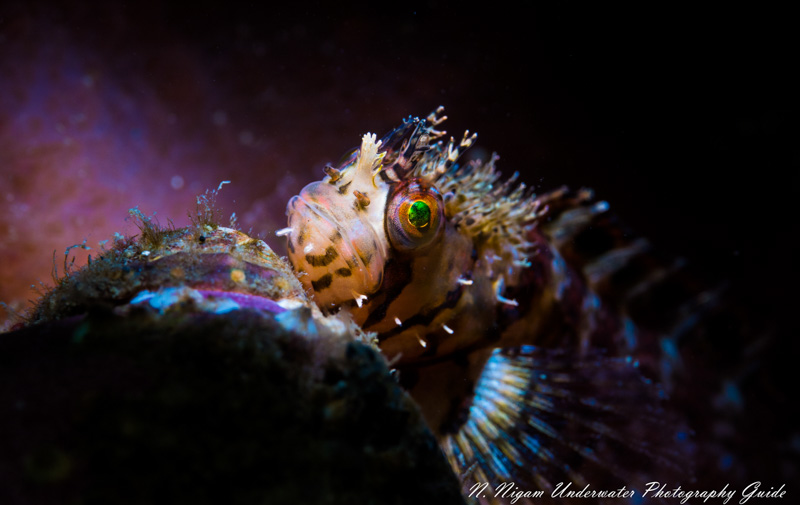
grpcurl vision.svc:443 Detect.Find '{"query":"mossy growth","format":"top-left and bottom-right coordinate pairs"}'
top-left (189, 185), bottom-right (226, 230)
top-left (127, 207), bottom-right (179, 251)
top-left (23, 185), bottom-right (250, 326)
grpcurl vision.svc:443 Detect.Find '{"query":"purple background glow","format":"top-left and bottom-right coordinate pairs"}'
top-left (0, 3), bottom-right (795, 332)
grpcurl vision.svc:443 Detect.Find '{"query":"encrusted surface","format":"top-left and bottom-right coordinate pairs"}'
top-left (0, 210), bottom-right (467, 504)
top-left (0, 302), bottom-right (465, 505)
top-left (29, 224), bottom-right (306, 325)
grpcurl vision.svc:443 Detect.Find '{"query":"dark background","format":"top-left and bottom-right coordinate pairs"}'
top-left (0, 2), bottom-right (795, 344)
top-left (0, 0), bottom-right (797, 490)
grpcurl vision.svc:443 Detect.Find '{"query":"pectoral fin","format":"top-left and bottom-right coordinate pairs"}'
top-left (440, 345), bottom-right (692, 503)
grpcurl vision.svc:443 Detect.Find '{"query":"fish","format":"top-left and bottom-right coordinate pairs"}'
top-left (284, 107), bottom-right (708, 502)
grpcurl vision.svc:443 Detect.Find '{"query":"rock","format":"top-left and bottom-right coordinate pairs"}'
top-left (0, 219), bottom-right (465, 505)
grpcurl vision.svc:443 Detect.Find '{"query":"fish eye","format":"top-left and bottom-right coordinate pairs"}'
top-left (408, 201), bottom-right (431, 229)
top-left (385, 179), bottom-right (444, 251)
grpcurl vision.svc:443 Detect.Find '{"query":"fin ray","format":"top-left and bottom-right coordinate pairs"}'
top-left (442, 345), bottom-right (692, 503)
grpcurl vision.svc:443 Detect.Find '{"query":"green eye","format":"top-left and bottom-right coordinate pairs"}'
top-left (408, 201), bottom-right (431, 229)
top-left (386, 179), bottom-right (444, 252)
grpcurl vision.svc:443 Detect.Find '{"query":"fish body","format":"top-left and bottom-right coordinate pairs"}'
top-left (287, 109), bottom-right (540, 362)
top-left (285, 108), bottom-right (701, 501)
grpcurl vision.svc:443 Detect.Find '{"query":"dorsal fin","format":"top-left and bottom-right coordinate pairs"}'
top-left (535, 187), bottom-right (732, 382)
top-left (531, 186), bottom-right (770, 489)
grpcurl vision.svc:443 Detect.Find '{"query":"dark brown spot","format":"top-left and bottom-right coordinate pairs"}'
top-left (379, 170), bottom-right (394, 183)
top-left (306, 246), bottom-right (339, 267)
top-left (329, 230), bottom-right (342, 243)
top-left (362, 258), bottom-right (411, 330)
top-left (359, 250), bottom-right (372, 267)
top-left (311, 273), bottom-right (333, 291)
top-left (287, 238), bottom-right (295, 254)
top-left (338, 181), bottom-right (352, 195)
top-left (335, 267), bottom-right (352, 277)
top-left (374, 282), bottom-right (465, 339)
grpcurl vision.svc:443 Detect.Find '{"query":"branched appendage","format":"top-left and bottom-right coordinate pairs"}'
top-left (395, 107), bottom-right (542, 286)
top-left (43, 239), bottom-right (94, 296)
top-left (63, 239), bottom-right (91, 278)
top-left (129, 207), bottom-right (175, 250)
top-left (426, 105), bottom-right (447, 125)
top-left (31, 280), bottom-right (50, 298)
top-left (51, 250), bottom-right (60, 286)
top-left (422, 106), bottom-right (448, 143)
top-left (111, 232), bottom-right (137, 253)
top-left (352, 133), bottom-right (384, 181)
top-left (189, 183), bottom-right (231, 230)
top-left (431, 153), bottom-right (541, 279)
